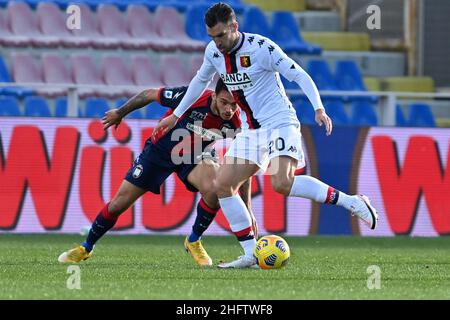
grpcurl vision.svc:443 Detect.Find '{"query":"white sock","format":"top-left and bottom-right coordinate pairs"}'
top-left (288, 176), bottom-right (329, 202)
top-left (289, 176), bottom-right (356, 209)
top-left (219, 195), bottom-right (256, 257)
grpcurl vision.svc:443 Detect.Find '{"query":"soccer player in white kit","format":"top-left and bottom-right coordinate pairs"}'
top-left (154, 3), bottom-right (378, 268)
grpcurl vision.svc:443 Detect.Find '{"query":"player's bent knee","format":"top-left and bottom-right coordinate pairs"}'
top-left (213, 178), bottom-right (235, 198)
top-left (271, 176), bottom-right (293, 196)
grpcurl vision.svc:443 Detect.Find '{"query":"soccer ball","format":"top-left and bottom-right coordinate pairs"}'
top-left (253, 235), bottom-right (290, 269)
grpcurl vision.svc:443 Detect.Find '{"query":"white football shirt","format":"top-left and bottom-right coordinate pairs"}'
top-left (174, 32), bottom-right (324, 130)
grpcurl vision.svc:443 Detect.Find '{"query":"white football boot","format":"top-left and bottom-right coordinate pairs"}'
top-left (351, 195), bottom-right (378, 230)
top-left (217, 255), bottom-right (259, 269)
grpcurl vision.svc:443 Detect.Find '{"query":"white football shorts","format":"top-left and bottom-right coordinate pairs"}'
top-left (225, 124), bottom-right (305, 171)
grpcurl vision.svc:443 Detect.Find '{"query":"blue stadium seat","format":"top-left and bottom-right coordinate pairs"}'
top-left (24, 96), bottom-right (51, 117)
top-left (335, 61), bottom-right (366, 90)
top-left (307, 60), bottom-right (338, 91)
top-left (55, 97), bottom-right (68, 117)
top-left (116, 98), bottom-right (143, 119)
top-left (145, 102), bottom-right (169, 119)
top-left (324, 100), bottom-right (348, 125)
top-left (271, 12), bottom-right (321, 55)
top-left (350, 101), bottom-right (378, 126)
top-left (185, 4), bottom-right (211, 43)
top-left (292, 99), bottom-right (315, 125)
top-left (85, 98), bottom-right (110, 118)
top-left (0, 96), bottom-right (21, 116)
top-left (241, 6), bottom-right (272, 38)
top-left (396, 104), bottom-right (407, 127)
top-left (408, 103), bottom-right (436, 127)
top-left (307, 60), bottom-right (341, 102)
top-left (335, 60), bottom-right (377, 103)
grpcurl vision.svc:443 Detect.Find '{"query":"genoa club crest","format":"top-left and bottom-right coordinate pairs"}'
top-left (240, 55), bottom-right (251, 68)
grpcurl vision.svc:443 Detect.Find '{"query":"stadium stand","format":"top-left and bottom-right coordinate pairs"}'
top-left (292, 99), bottom-right (316, 125)
top-left (24, 95), bottom-right (51, 117)
top-left (350, 101), bottom-right (378, 126)
top-left (0, 96), bottom-right (21, 116)
top-left (160, 55), bottom-right (192, 87)
top-left (396, 105), bottom-right (407, 127)
top-left (408, 103), bottom-right (436, 127)
top-left (145, 102), bottom-right (168, 119)
top-left (154, 6), bottom-right (206, 52)
top-left (84, 97), bottom-right (110, 118)
top-left (185, 4), bottom-right (212, 43)
top-left (0, 0), bottom-right (445, 128)
top-left (102, 55), bottom-right (137, 97)
top-left (241, 6), bottom-right (273, 38)
top-left (271, 11), bottom-right (321, 54)
top-left (131, 55), bottom-right (164, 87)
top-left (324, 100), bottom-right (349, 125)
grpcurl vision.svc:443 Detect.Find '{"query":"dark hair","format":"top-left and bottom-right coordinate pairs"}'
top-left (204, 2), bottom-right (236, 28)
top-left (214, 78), bottom-right (229, 95)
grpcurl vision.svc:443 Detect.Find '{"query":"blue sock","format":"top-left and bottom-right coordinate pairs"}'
top-left (188, 199), bottom-right (218, 243)
top-left (83, 204), bottom-right (117, 252)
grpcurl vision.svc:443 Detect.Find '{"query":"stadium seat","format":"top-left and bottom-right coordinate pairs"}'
top-left (84, 98), bottom-right (110, 118)
top-left (126, 4), bottom-right (177, 51)
top-left (335, 60), bottom-right (367, 92)
top-left (116, 98), bottom-right (143, 119)
top-left (0, 8), bottom-right (30, 47)
top-left (0, 54), bottom-right (34, 97)
top-left (0, 55), bottom-right (11, 83)
top-left (350, 101), bottom-right (378, 126)
top-left (271, 12), bottom-right (321, 55)
top-left (0, 96), bottom-right (21, 116)
top-left (307, 60), bottom-right (338, 91)
top-left (71, 54), bottom-right (109, 98)
top-left (154, 6), bottom-right (206, 52)
top-left (324, 100), bottom-right (348, 125)
top-left (241, 6), bottom-right (273, 38)
top-left (11, 52), bottom-right (43, 85)
top-left (24, 96), bottom-right (51, 117)
top-left (55, 97), bottom-right (67, 117)
top-left (185, 4), bottom-right (212, 43)
top-left (292, 99), bottom-right (315, 125)
top-left (102, 55), bottom-right (137, 97)
top-left (70, 4), bottom-right (120, 49)
top-left (408, 103), bottom-right (436, 127)
top-left (145, 102), bottom-right (169, 119)
top-left (302, 32), bottom-right (370, 51)
top-left (41, 53), bottom-right (73, 97)
top-left (160, 55), bottom-right (191, 87)
top-left (335, 60), bottom-right (376, 103)
top-left (131, 55), bottom-right (164, 87)
top-left (98, 4), bottom-right (147, 49)
top-left (189, 55), bottom-right (204, 79)
top-left (396, 105), bottom-right (407, 127)
top-left (7, 2), bottom-right (59, 47)
top-left (307, 60), bottom-right (340, 101)
top-left (36, 2), bottom-right (90, 48)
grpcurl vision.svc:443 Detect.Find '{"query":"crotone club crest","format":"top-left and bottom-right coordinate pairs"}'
top-left (240, 55), bottom-right (251, 68)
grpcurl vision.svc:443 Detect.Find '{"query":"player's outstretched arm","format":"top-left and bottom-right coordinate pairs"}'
top-left (238, 178), bottom-right (259, 239)
top-left (102, 88), bottom-right (159, 130)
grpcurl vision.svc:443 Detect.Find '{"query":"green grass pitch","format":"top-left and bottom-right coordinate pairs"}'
top-left (1, 235), bottom-right (449, 299)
